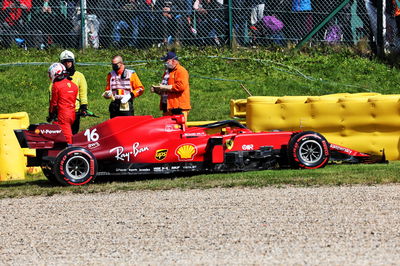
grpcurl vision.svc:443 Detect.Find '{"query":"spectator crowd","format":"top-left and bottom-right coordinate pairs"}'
top-left (1, 0), bottom-right (400, 53)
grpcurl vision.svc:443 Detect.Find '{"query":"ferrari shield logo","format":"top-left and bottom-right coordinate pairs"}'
top-left (155, 149), bottom-right (168, 161)
top-left (226, 139), bottom-right (234, 150)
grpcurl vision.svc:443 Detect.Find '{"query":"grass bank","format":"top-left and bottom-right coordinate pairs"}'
top-left (0, 161), bottom-right (398, 199)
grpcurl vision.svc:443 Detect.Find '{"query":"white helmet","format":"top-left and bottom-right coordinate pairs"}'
top-left (59, 50), bottom-right (75, 63)
top-left (48, 63), bottom-right (67, 82)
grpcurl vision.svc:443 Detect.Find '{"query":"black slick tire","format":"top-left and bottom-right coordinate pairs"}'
top-left (288, 131), bottom-right (330, 169)
top-left (53, 147), bottom-right (97, 186)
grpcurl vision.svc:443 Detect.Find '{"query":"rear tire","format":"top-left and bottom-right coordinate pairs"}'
top-left (288, 131), bottom-right (330, 169)
top-left (53, 147), bottom-right (97, 186)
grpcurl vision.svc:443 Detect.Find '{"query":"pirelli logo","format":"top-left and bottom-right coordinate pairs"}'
top-left (155, 149), bottom-right (168, 161)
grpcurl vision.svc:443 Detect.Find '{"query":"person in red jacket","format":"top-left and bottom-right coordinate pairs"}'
top-left (1, 0), bottom-right (32, 47)
top-left (47, 62), bottom-right (78, 144)
top-left (2, 0), bottom-right (32, 26)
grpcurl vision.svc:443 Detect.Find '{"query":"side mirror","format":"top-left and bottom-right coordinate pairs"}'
top-left (172, 114), bottom-right (185, 125)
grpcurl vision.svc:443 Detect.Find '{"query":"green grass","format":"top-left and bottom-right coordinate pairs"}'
top-left (2, 46), bottom-right (400, 127)
top-left (0, 161), bottom-right (398, 199)
top-left (1, 45), bottom-right (400, 197)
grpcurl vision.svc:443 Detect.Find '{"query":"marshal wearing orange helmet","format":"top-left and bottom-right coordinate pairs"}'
top-left (47, 63), bottom-right (78, 144)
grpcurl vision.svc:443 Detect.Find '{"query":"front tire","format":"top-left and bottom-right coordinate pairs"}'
top-left (288, 131), bottom-right (330, 169)
top-left (53, 147), bottom-right (97, 186)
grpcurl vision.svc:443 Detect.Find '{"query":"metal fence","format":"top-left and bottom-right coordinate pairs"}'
top-left (0, 0), bottom-right (395, 54)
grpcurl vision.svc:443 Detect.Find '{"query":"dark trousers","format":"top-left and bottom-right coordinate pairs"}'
top-left (71, 112), bottom-right (81, 134)
top-left (109, 100), bottom-right (134, 119)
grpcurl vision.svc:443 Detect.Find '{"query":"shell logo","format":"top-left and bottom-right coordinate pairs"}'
top-left (175, 144), bottom-right (197, 161)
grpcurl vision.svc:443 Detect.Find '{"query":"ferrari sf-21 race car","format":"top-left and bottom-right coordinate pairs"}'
top-left (14, 115), bottom-right (376, 186)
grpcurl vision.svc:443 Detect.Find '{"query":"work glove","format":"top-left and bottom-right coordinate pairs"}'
top-left (121, 93), bottom-right (131, 104)
top-left (46, 112), bottom-right (57, 123)
top-left (102, 90), bottom-right (113, 99)
top-left (79, 104), bottom-right (88, 116)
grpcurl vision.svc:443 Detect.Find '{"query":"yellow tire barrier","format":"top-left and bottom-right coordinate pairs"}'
top-left (0, 112), bottom-right (40, 181)
top-left (231, 93), bottom-right (400, 160)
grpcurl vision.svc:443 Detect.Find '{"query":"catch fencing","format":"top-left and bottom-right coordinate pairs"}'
top-left (0, 0), bottom-right (393, 54)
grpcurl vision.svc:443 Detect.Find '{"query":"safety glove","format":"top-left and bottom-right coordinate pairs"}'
top-left (102, 90), bottom-right (113, 99)
top-left (79, 104), bottom-right (88, 116)
top-left (46, 112), bottom-right (57, 122)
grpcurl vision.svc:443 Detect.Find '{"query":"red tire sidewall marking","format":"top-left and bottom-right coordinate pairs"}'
top-left (60, 150), bottom-right (95, 186)
top-left (291, 134), bottom-right (328, 169)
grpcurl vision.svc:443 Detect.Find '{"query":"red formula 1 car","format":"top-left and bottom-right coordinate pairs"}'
top-left (14, 115), bottom-right (377, 186)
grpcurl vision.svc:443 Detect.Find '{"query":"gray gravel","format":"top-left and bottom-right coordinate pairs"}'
top-left (1, 185), bottom-right (400, 265)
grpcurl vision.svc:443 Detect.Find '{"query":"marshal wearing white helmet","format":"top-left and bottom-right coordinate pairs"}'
top-left (49, 50), bottom-right (89, 134)
top-left (60, 50), bottom-right (75, 63)
top-left (48, 62), bottom-right (67, 82)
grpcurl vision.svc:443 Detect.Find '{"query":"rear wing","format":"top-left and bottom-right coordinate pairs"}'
top-left (14, 123), bottom-right (67, 149)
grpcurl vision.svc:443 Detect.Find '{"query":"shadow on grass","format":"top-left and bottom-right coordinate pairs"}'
top-left (0, 172), bottom-right (203, 189)
top-left (0, 179), bottom-right (53, 188)
top-left (94, 172), bottom-right (201, 185)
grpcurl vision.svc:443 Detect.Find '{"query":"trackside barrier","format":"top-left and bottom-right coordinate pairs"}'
top-left (0, 112), bottom-right (39, 181)
top-left (187, 121), bottom-right (218, 127)
top-left (230, 99), bottom-right (248, 118)
top-left (230, 93), bottom-right (400, 160)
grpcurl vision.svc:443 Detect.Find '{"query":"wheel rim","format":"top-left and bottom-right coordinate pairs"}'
top-left (65, 156), bottom-right (90, 181)
top-left (298, 139), bottom-right (323, 164)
